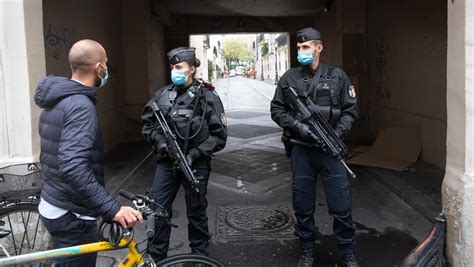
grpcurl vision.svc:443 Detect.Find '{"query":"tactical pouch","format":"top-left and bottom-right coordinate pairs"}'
top-left (318, 105), bottom-right (331, 121)
top-left (330, 108), bottom-right (341, 127)
top-left (316, 106), bottom-right (341, 128)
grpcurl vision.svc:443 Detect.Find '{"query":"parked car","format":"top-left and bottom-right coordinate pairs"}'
top-left (236, 66), bottom-right (244, 76)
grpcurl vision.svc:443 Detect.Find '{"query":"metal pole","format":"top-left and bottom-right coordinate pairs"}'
top-left (274, 44), bottom-right (279, 85)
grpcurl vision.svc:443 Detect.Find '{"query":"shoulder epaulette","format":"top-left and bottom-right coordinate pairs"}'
top-left (201, 82), bottom-right (215, 91)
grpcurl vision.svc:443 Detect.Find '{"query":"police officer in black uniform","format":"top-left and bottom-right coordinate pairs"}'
top-left (141, 47), bottom-right (227, 263)
top-left (270, 28), bottom-right (358, 267)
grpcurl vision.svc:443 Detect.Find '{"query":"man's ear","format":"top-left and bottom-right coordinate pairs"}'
top-left (316, 44), bottom-right (323, 53)
top-left (94, 62), bottom-right (101, 75)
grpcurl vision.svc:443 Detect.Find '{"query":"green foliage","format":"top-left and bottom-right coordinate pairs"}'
top-left (261, 42), bottom-right (269, 56)
top-left (208, 60), bottom-right (214, 82)
top-left (223, 39), bottom-right (252, 66)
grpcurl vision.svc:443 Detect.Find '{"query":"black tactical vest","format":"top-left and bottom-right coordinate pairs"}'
top-left (296, 65), bottom-right (341, 127)
top-left (158, 85), bottom-right (210, 148)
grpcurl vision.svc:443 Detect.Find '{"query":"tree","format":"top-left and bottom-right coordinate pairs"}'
top-left (261, 42), bottom-right (269, 56)
top-left (223, 39), bottom-right (252, 68)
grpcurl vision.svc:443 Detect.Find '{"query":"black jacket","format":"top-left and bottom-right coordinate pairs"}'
top-left (35, 76), bottom-right (120, 220)
top-left (271, 63), bottom-right (357, 140)
top-left (142, 79), bottom-right (227, 163)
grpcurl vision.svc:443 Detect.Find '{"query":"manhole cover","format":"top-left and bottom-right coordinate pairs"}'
top-left (217, 206), bottom-right (295, 239)
top-left (227, 207), bottom-right (291, 233)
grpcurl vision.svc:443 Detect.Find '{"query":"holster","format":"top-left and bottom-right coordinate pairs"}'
top-left (281, 131), bottom-right (293, 158)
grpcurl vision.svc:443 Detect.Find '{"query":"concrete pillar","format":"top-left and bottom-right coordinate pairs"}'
top-left (0, 0), bottom-right (45, 168)
top-left (442, 0), bottom-right (474, 265)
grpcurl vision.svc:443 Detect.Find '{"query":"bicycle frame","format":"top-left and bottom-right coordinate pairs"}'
top-left (0, 237), bottom-right (144, 266)
top-left (0, 190), bottom-right (165, 267)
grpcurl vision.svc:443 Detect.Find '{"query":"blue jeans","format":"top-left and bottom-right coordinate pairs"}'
top-left (148, 160), bottom-right (210, 262)
top-left (40, 212), bottom-right (98, 267)
top-left (290, 144), bottom-right (356, 252)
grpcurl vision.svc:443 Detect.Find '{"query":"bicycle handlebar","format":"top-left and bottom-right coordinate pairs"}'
top-left (117, 190), bottom-right (175, 240)
top-left (118, 190), bottom-right (135, 201)
top-left (146, 214), bottom-right (156, 238)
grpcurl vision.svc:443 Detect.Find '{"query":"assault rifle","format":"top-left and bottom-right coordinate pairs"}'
top-left (287, 87), bottom-right (356, 178)
top-left (151, 102), bottom-right (200, 192)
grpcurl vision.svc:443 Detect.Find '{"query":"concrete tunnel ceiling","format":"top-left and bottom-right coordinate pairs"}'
top-left (160, 0), bottom-right (328, 17)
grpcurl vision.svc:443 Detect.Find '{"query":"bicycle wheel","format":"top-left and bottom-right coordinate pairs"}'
top-left (156, 254), bottom-right (225, 267)
top-left (0, 203), bottom-right (51, 265)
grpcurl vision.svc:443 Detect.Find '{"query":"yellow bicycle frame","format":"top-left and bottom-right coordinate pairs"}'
top-left (118, 240), bottom-right (144, 267)
top-left (0, 237), bottom-right (145, 266)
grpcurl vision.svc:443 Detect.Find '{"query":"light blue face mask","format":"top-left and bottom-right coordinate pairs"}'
top-left (171, 70), bottom-right (188, 86)
top-left (297, 49), bottom-right (317, 65)
top-left (98, 69), bottom-right (109, 88)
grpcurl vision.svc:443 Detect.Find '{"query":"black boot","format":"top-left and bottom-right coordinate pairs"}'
top-left (297, 248), bottom-right (314, 267)
top-left (341, 252), bottom-right (359, 267)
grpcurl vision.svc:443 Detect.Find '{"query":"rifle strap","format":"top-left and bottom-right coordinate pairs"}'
top-left (308, 64), bottom-right (326, 100)
top-left (182, 83), bottom-right (203, 155)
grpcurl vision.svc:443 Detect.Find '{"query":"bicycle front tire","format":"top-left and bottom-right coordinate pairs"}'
top-left (157, 254), bottom-right (225, 267)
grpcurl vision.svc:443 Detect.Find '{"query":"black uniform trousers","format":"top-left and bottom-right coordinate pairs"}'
top-left (290, 144), bottom-right (356, 253)
top-left (148, 160), bottom-right (210, 262)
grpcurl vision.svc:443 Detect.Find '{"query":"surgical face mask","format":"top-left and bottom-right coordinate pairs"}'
top-left (171, 69), bottom-right (189, 86)
top-left (97, 64), bottom-right (109, 88)
top-left (297, 48), bottom-right (317, 65)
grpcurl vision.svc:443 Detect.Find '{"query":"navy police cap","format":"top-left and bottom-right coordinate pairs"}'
top-left (296, 27), bottom-right (322, 43)
top-left (167, 47), bottom-right (196, 65)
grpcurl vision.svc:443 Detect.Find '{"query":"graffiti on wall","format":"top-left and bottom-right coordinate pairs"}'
top-left (375, 34), bottom-right (390, 99)
top-left (44, 24), bottom-right (78, 60)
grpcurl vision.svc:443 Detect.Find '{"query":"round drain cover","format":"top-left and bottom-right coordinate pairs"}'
top-left (225, 207), bottom-right (293, 233)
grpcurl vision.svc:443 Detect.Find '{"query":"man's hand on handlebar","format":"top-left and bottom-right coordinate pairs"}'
top-left (112, 206), bottom-right (144, 229)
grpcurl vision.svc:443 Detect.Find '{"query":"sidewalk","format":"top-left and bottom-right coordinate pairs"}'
top-left (237, 77), bottom-right (277, 100)
top-left (360, 162), bottom-right (443, 221)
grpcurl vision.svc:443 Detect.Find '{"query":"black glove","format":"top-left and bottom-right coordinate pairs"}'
top-left (155, 138), bottom-right (169, 157)
top-left (293, 121), bottom-right (316, 142)
top-left (185, 149), bottom-right (202, 167)
top-left (334, 128), bottom-right (344, 139)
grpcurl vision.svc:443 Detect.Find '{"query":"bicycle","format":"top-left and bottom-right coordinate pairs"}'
top-left (0, 190), bottom-right (225, 266)
top-left (0, 162), bottom-right (51, 266)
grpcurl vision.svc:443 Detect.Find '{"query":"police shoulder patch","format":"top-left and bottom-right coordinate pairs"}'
top-left (202, 82), bottom-right (215, 91)
top-left (220, 113), bottom-right (227, 126)
top-left (348, 85), bottom-right (356, 98)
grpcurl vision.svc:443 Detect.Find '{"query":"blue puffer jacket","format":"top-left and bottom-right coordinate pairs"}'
top-left (34, 76), bottom-right (120, 221)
